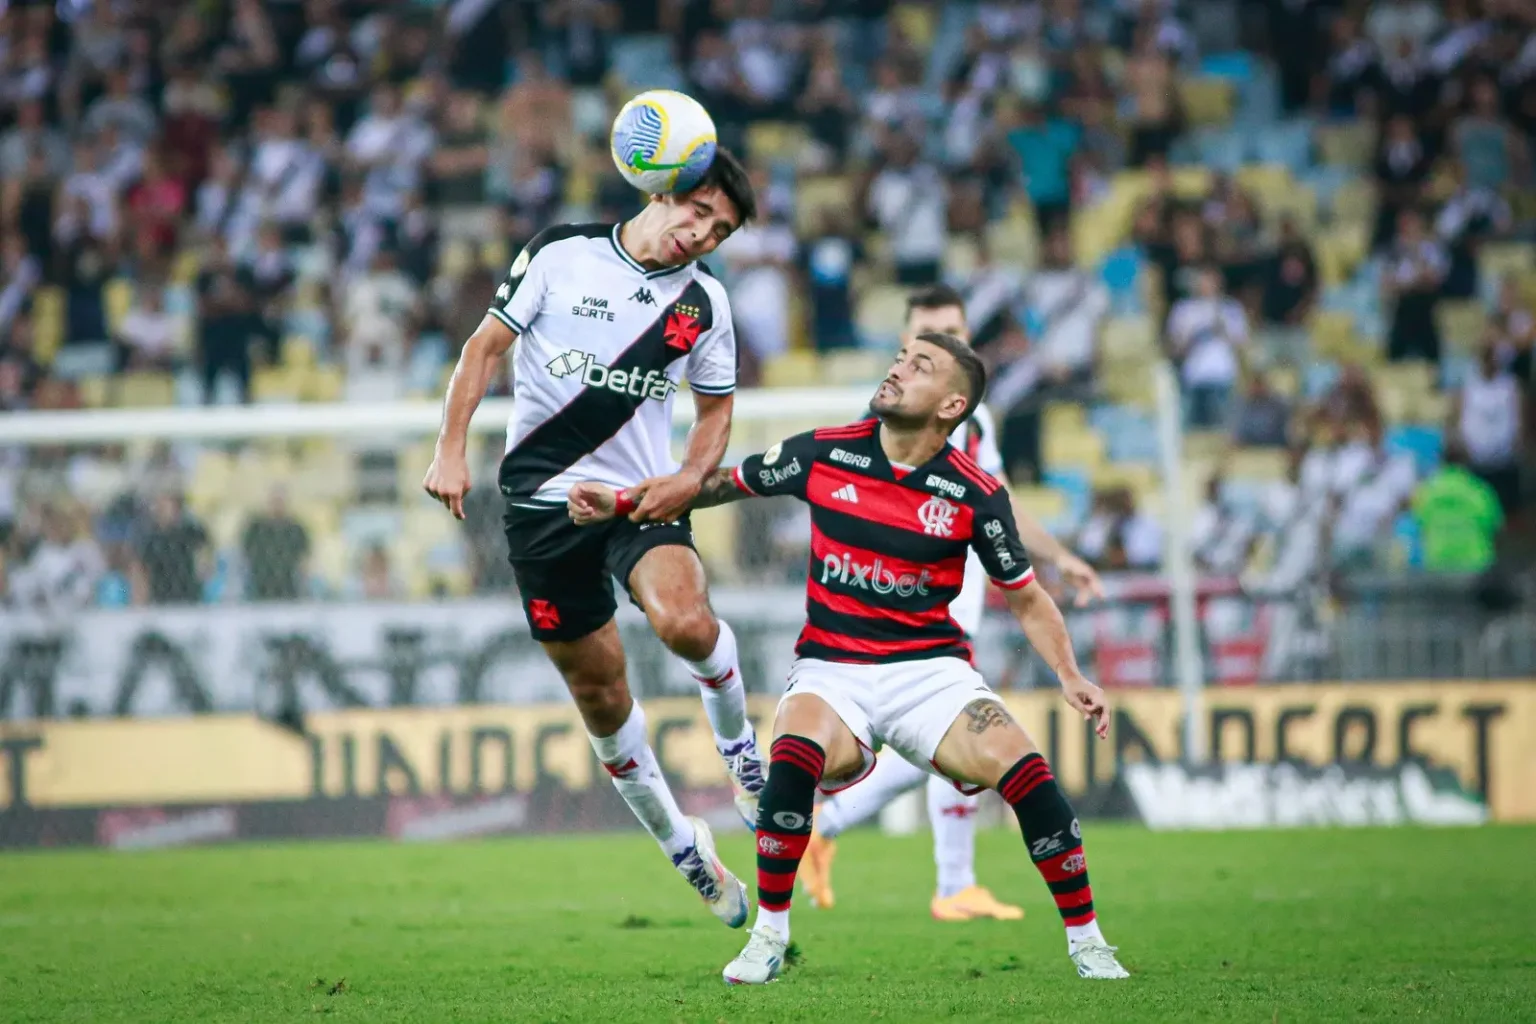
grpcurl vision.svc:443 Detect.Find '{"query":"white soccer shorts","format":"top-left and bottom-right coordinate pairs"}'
top-left (778, 656), bottom-right (997, 796)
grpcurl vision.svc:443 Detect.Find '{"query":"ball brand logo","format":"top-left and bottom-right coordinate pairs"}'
top-left (917, 496), bottom-right (958, 537)
top-left (545, 350), bottom-right (678, 400)
top-left (821, 552), bottom-right (932, 597)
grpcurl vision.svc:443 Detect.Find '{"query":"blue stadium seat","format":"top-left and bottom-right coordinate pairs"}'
top-left (1252, 119), bottom-right (1314, 174)
top-left (1385, 425), bottom-right (1444, 477)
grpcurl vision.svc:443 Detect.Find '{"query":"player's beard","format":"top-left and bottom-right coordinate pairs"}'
top-left (870, 380), bottom-right (923, 429)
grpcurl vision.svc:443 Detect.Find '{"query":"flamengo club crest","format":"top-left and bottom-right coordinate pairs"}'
top-left (917, 495), bottom-right (957, 537)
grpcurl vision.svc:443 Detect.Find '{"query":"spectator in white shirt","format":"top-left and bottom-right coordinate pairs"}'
top-left (866, 133), bottom-right (948, 285)
top-left (1166, 264), bottom-right (1250, 428)
top-left (114, 286), bottom-right (180, 372)
top-left (7, 504), bottom-right (105, 615)
top-left (1022, 226), bottom-right (1107, 383)
top-left (1451, 344), bottom-right (1524, 513)
top-left (343, 246), bottom-right (420, 343)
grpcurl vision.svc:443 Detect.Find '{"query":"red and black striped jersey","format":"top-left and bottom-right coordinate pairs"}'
top-left (733, 418), bottom-right (1035, 665)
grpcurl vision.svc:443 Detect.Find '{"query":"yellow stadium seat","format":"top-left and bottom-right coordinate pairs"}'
top-left (33, 285), bottom-right (63, 365)
top-left (171, 249), bottom-right (201, 285)
top-left (1043, 402), bottom-right (1087, 436)
top-left (944, 235), bottom-right (983, 278)
top-left (1412, 389), bottom-right (1449, 425)
top-left (104, 279), bottom-right (133, 335)
top-left (1101, 316), bottom-right (1157, 360)
top-left (1315, 123), bottom-right (1374, 169)
top-left (1090, 463), bottom-right (1158, 497)
top-left (1331, 179), bottom-right (1376, 227)
top-left (690, 506), bottom-right (739, 581)
top-left (78, 375), bottom-right (110, 408)
top-left (302, 365), bottom-right (345, 402)
top-left (481, 237), bottom-right (509, 273)
top-left (116, 372), bottom-right (176, 408)
top-left (252, 366), bottom-right (302, 403)
top-left (1179, 78), bottom-right (1235, 126)
top-left (1044, 425), bottom-right (1105, 470)
top-left (984, 217), bottom-right (1038, 267)
top-left (1009, 486), bottom-right (1068, 528)
top-left (1435, 301), bottom-right (1487, 351)
top-left (1478, 242), bottom-right (1535, 282)
top-left (745, 122), bottom-right (809, 163)
top-left (1309, 309), bottom-right (1355, 348)
top-left (1226, 448), bottom-right (1288, 481)
top-left (761, 350), bottom-right (823, 388)
top-left (281, 336), bottom-right (318, 369)
top-left (794, 176), bottom-right (854, 234)
top-left (823, 349), bottom-right (890, 385)
top-left (855, 283), bottom-right (910, 343)
top-left (891, 3), bottom-right (936, 49)
top-left (311, 534), bottom-right (350, 592)
top-left (1184, 430), bottom-right (1229, 460)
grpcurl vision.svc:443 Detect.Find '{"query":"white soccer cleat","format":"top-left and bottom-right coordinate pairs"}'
top-left (719, 735), bottom-right (766, 829)
top-left (722, 925), bottom-right (788, 985)
top-left (1071, 940), bottom-right (1130, 979)
top-left (674, 817), bottom-right (749, 929)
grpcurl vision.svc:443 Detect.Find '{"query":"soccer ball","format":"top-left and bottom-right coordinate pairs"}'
top-left (610, 90), bottom-right (718, 195)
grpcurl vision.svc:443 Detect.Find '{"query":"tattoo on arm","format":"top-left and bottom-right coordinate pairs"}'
top-left (962, 698), bottom-right (1015, 734)
top-left (692, 468), bottom-right (752, 509)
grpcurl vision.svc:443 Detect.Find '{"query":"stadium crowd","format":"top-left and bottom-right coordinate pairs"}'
top-left (0, 0), bottom-right (1533, 612)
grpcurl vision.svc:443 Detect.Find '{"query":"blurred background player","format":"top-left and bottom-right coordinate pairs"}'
top-left (799, 285), bottom-right (1106, 922)
top-left (424, 152), bottom-right (762, 928)
top-left (569, 332), bottom-right (1129, 984)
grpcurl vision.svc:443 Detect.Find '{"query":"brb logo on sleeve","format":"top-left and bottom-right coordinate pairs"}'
top-left (546, 350), bottom-right (679, 401)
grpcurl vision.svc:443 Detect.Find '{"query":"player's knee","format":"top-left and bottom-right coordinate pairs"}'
top-left (566, 673), bottom-right (630, 733)
top-left (648, 604), bottom-right (718, 661)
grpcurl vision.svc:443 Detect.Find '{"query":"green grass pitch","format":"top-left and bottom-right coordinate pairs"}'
top-left (2, 824), bottom-right (1533, 1022)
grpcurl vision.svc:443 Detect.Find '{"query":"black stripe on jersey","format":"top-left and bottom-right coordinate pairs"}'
top-left (497, 279), bottom-right (717, 500)
top-left (812, 505), bottom-right (965, 567)
top-left (805, 602), bottom-right (961, 644)
top-left (795, 634), bottom-right (973, 665)
top-left (488, 223), bottom-right (613, 330)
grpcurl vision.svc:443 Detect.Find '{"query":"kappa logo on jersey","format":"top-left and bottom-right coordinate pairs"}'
top-left (927, 474), bottom-right (966, 500)
top-left (917, 495), bottom-right (958, 537)
top-left (663, 310), bottom-right (702, 353)
top-left (629, 287), bottom-right (656, 305)
top-left (830, 483), bottom-right (859, 504)
top-left (829, 447), bottom-right (871, 468)
top-left (821, 552), bottom-right (932, 597)
top-left (571, 295), bottom-right (616, 322)
top-left (495, 281), bottom-right (511, 302)
top-left (545, 350), bottom-right (679, 400)
top-left (759, 459), bottom-right (802, 489)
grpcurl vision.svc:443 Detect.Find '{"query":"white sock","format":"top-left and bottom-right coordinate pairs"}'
top-left (755, 906), bottom-right (790, 942)
top-left (684, 619), bottom-right (752, 749)
top-left (587, 701), bottom-right (695, 859)
top-left (1066, 919), bottom-right (1107, 951)
top-left (816, 754), bottom-right (928, 839)
top-left (926, 774), bottom-right (979, 898)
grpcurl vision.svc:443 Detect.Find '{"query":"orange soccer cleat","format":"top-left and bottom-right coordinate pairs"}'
top-left (930, 885), bottom-right (1026, 922)
top-left (798, 827), bottom-right (837, 909)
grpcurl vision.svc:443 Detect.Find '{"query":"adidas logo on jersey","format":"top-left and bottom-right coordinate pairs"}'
top-left (831, 484), bottom-right (859, 503)
top-left (545, 350), bottom-right (678, 400)
top-left (820, 552), bottom-right (932, 597)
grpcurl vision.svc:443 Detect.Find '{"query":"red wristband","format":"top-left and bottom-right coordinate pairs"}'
top-left (613, 490), bottom-right (638, 516)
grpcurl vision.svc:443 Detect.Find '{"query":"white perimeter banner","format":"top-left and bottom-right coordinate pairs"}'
top-left (0, 589), bottom-right (1046, 719)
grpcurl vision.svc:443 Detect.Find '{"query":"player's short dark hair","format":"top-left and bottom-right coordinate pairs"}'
top-left (906, 283), bottom-right (966, 316)
top-left (688, 146), bottom-right (757, 226)
top-left (913, 331), bottom-right (987, 423)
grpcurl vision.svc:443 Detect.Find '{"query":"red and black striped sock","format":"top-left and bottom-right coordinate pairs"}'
top-left (997, 753), bottom-right (1096, 933)
top-left (755, 735), bottom-right (825, 917)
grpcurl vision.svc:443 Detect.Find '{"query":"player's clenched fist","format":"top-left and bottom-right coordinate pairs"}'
top-left (567, 482), bottom-right (619, 525)
top-left (423, 451), bottom-right (472, 521)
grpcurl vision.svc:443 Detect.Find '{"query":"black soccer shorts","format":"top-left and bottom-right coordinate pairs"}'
top-left (501, 503), bottom-right (698, 642)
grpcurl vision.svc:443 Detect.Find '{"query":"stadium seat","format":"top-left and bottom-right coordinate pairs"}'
top-left (1435, 301), bottom-right (1487, 352)
top-left (761, 350), bottom-right (824, 388)
top-left (1179, 77), bottom-right (1236, 127)
top-left (1009, 486), bottom-right (1069, 533)
top-left (1252, 120), bottom-right (1314, 174)
top-left (1226, 448), bottom-right (1288, 482)
top-left (855, 284), bottom-right (910, 347)
top-left (1315, 122), bottom-right (1374, 170)
top-left (1101, 316), bottom-right (1157, 360)
top-left (104, 279), bottom-right (133, 335)
top-left (117, 372), bottom-right (177, 408)
top-left (823, 349), bottom-right (890, 385)
top-left (1044, 423), bottom-right (1106, 470)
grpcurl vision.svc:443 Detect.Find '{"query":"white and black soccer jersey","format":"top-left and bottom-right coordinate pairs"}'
top-left (489, 223), bottom-right (737, 507)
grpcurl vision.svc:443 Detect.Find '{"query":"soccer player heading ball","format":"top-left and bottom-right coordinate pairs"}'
top-left (568, 334), bottom-right (1131, 984)
top-left (425, 146), bottom-right (763, 930)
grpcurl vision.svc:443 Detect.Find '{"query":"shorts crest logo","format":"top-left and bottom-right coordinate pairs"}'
top-left (917, 496), bottom-right (958, 537)
top-left (528, 599), bottom-right (561, 630)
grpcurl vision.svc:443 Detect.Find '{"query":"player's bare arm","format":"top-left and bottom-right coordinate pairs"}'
top-left (424, 315), bottom-right (515, 520)
top-left (568, 457), bottom-right (750, 527)
top-left (625, 391), bottom-right (734, 522)
top-left (1004, 580), bottom-right (1109, 737)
